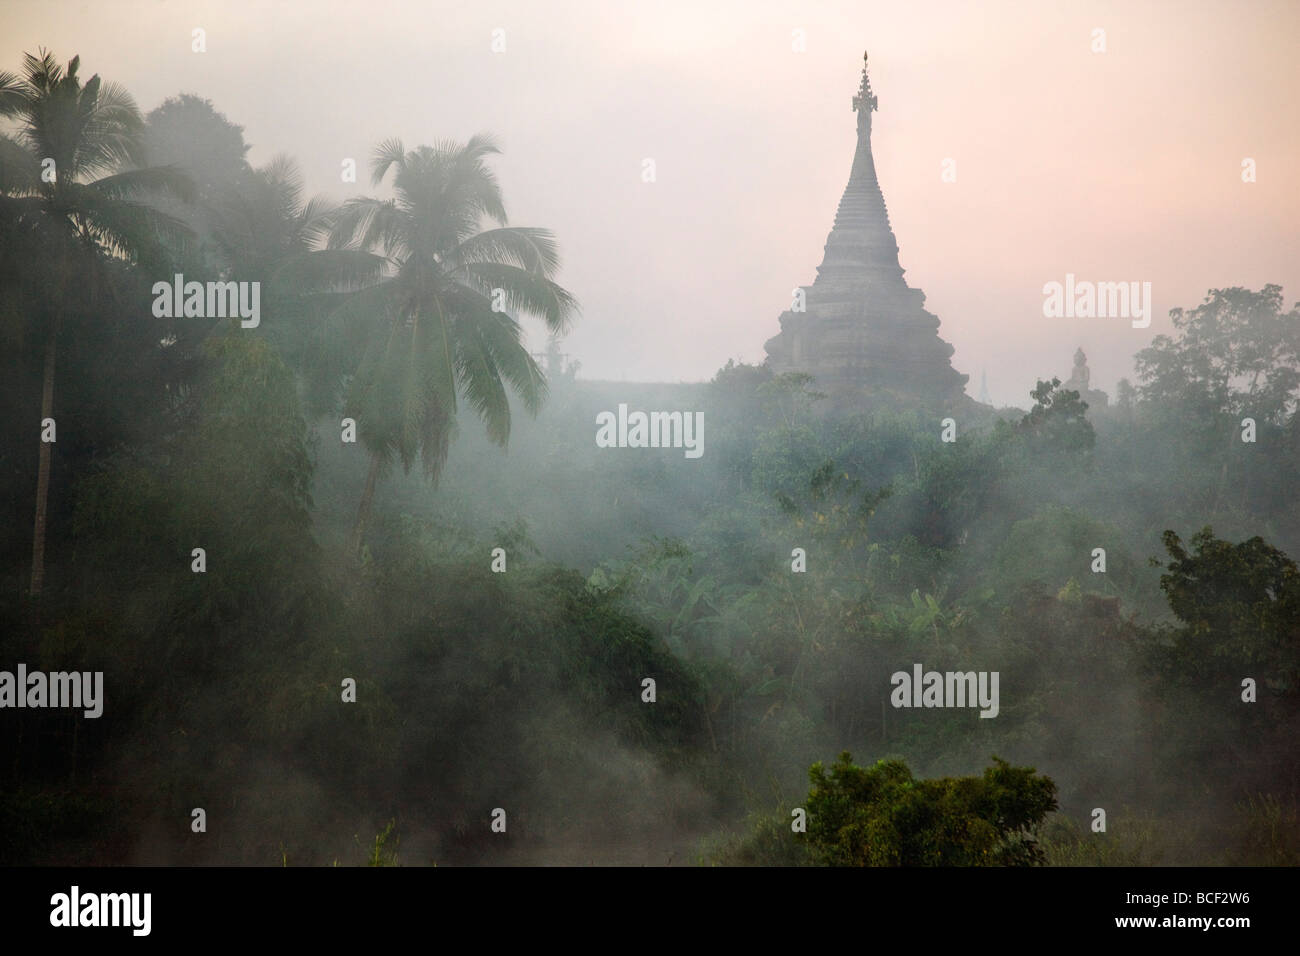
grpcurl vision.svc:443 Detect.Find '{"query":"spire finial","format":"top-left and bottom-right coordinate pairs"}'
top-left (853, 51), bottom-right (878, 115)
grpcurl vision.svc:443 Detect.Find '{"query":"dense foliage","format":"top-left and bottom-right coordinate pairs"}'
top-left (2, 49), bottom-right (1298, 865)
top-left (805, 753), bottom-right (1058, 866)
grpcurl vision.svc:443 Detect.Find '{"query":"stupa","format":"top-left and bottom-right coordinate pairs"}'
top-left (764, 53), bottom-right (968, 409)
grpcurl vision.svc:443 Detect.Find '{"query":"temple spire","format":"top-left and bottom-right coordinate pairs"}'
top-left (818, 50), bottom-right (901, 282)
top-left (763, 52), bottom-right (969, 409)
top-left (852, 51), bottom-right (878, 132)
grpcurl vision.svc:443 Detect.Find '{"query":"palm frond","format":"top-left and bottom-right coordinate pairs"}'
top-left (317, 279), bottom-right (397, 349)
top-left (369, 137), bottom-right (406, 187)
top-left (74, 193), bottom-right (194, 272)
top-left (457, 261), bottom-right (578, 335)
top-left (294, 194), bottom-right (339, 248)
top-left (73, 77), bottom-right (145, 179)
top-left (450, 226), bottom-right (561, 274)
top-left (326, 196), bottom-right (407, 257)
top-left (89, 165), bottom-right (196, 203)
top-left (259, 153), bottom-right (304, 224)
top-left (446, 284), bottom-right (548, 418)
top-left (275, 248), bottom-right (392, 292)
top-left (0, 70), bottom-right (25, 117)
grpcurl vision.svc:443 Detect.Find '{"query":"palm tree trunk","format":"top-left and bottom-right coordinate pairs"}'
top-left (349, 452), bottom-right (383, 557)
top-left (29, 318), bottom-right (59, 597)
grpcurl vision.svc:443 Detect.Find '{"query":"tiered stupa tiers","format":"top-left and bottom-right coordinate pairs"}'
top-left (764, 53), bottom-right (968, 407)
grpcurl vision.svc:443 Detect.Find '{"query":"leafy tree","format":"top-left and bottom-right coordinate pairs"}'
top-left (993, 505), bottom-right (1139, 601)
top-left (72, 332), bottom-right (320, 664)
top-left (138, 94), bottom-right (252, 274)
top-left (1130, 287), bottom-right (1300, 515)
top-left (1150, 527), bottom-right (1299, 691)
top-left (757, 371), bottom-right (826, 428)
top-left (774, 459), bottom-right (890, 556)
top-left (1134, 528), bottom-right (1300, 805)
top-left (0, 50), bottom-right (194, 595)
top-left (142, 94), bottom-right (252, 199)
top-left (1135, 285), bottom-right (1300, 426)
top-left (805, 753), bottom-right (1058, 866)
top-left (316, 135), bottom-right (578, 553)
top-left (1010, 377), bottom-right (1095, 454)
top-left (898, 429), bottom-right (1003, 550)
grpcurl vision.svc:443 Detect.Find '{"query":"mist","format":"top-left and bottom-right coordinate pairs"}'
top-left (1, 1), bottom-right (1298, 869)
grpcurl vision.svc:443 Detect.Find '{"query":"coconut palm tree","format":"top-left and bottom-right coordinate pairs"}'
top-left (204, 154), bottom-right (341, 393)
top-left (317, 135), bottom-right (578, 555)
top-left (209, 154), bottom-right (335, 279)
top-left (0, 50), bottom-right (194, 596)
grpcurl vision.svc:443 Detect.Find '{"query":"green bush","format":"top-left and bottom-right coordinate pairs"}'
top-left (806, 753), bottom-right (1058, 866)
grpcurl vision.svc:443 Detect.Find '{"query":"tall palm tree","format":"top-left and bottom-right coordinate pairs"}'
top-left (317, 135), bottom-right (578, 555)
top-left (205, 154), bottom-right (340, 390)
top-left (0, 50), bottom-right (194, 596)
top-left (209, 154), bottom-right (336, 279)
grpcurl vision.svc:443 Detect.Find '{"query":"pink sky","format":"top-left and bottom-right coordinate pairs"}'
top-left (5, 0), bottom-right (1297, 407)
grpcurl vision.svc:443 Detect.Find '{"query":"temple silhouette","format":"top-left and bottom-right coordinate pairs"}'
top-left (764, 53), bottom-right (970, 410)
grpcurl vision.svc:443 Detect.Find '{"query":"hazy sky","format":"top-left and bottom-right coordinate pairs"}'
top-left (5, 0), bottom-right (1298, 407)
